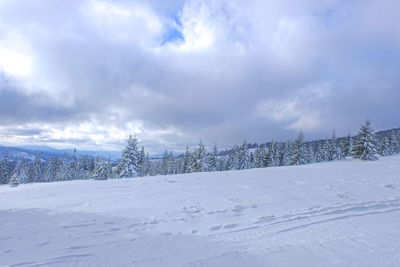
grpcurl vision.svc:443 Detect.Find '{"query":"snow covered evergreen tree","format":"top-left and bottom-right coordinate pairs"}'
top-left (56, 158), bottom-right (70, 181)
top-left (237, 141), bottom-right (250, 170)
top-left (269, 142), bottom-right (280, 167)
top-left (44, 157), bottom-right (62, 182)
top-left (192, 141), bottom-right (206, 172)
top-left (225, 146), bottom-right (238, 170)
top-left (340, 135), bottom-right (352, 157)
top-left (117, 135), bottom-right (141, 178)
top-left (253, 145), bottom-right (265, 168)
top-left (143, 152), bottom-right (151, 176)
top-left (93, 160), bottom-right (112, 180)
top-left (379, 137), bottom-right (392, 156)
top-left (303, 143), bottom-right (314, 164)
top-left (263, 146), bottom-right (272, 167)
top-left (137, 146), bottom-right (146, 177)
top-left (30, 153), bottom-right (43, 183)
top-left (161, 150), bottom-right (173, 175)
top-left (390, 132), bottom-right (400, 153)
top-left (315, 143), bottom-right (325, 162)
top-left (206, 144), bottom-right (218, 172)
top-left (183, 147), bottom-right (192, 173)
top-left (290, 132), bottom-right (306, 165)
top-left (0, 155), bottom-right (11, 184)
top-left (8, 172), bottom-right (20, 187)
top-left (324, 131), bottom-right (343, 161)
top-left (12, 160), bottom-right (29, 184)
top-left (282, 141), bottom-right (291, 166)
top-left (351, 119), bottom-right (378, 160)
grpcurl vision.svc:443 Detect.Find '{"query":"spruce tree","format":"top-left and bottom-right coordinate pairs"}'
top-left (237, 140), bottom-right (250, 170)
top-left (225, 147), bottom-right (237, 170)
top-left (390, 132), bottom-right (400, 153)
top-left (93, 160), bottom-right (112, 180)
top-left (44, 157), bottom-right (62, 182)
top-left (206, 144), bottom-right (218, 172)
top-left (9, 172), bottom-right (20, 187)
top-left (351, 119), bottom-right (378, 160)
top-left (12, 161), bottom-right (29, 184)
top-left (138, 146), bottom-right (146, 177)
top-left (290, 131), bottom-right (306, 165)
top-left (117, 135), bottom-right (141, 178)
top-left (30, 153), bottom-right (43, 183)
top-left (0, 155), bottom-right (11, 184)
top-left (253, 145), bottom-right (265, 168)
top-left (183, 147), bottom-right (192, 173)
top-left (315, 143), bottom-right (325, 162)
top-left (379, 137), bottom-right (391, 156)
top-left (192, 141), bottom-right (206, 172)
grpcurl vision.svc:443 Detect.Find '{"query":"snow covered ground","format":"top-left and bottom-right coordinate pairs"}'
top-left (1, 155), bottom-right (400, 267)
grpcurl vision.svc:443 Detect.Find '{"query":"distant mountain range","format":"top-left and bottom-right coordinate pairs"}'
top-left (0, 144), bottom-right (121, 161)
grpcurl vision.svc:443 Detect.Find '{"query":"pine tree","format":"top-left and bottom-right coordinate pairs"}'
top-left (225, 146), bottom-right (238, 170)
top-left (271, 142), bottom-right (281, 166)
top-left (315, 143), bottom-right (325, 162)
top-left (9, 172), bottom-right (20, 187)
top-left (30, 153), bottom-right (43, 183)
top-left (217, 157), bottom-right (226, 171)
top-left (263, 146), bottom-right (272, 167)
top-left (206, 143), bottom-right (218, 172)
top-left (351, 119), bottom-right (378, 160)
top-left (44, 157), bottom-right (62, 182)
top-left (143, 152), bottom-right (151, 176)
top-left (183, 147), bottom-right (192, 173)
top-left (56, 158), bottom-right (70, 181)
top-left (340, 135), bottom-right (352, 157)
top-left (137, 146), bottom-right (146, 177)
top-left (117, 135), bottom-right (141, 178)
top-left (379, 137), bottom-right (392, 156)
top-left (303, 143), bottom-right (314, 164)
top-left (237, 140), bottom-right (250, 170)
top-left (192, 141), bottom-right (206, 172)
top-left (249, 151), bottom-right (255, 168)
top-left (12, 160), bottom-right (29, 184)
top-left (0, 155), bottom-right (11, 184)
top-left (390, 132), bottom-right (400, 153)
top-left (253, 145), bottom-right (265, 168)
top-left (161, 150), bottom-right (170, 175)
top-left (290, 131), bottom-right (306, 165)
top-left (282, 141), bottom-right (292, 166)
top-left (93, 160), bottom-right (112, 180)
top-left (324, 131), bottom-right (340, 161)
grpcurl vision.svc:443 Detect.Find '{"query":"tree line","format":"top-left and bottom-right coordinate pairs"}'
top-left (2, 120), bottom-right (400, 187)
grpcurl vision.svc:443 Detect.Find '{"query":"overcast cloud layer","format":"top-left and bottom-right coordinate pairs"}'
top-left (0, 0), bottom-right (399, 152)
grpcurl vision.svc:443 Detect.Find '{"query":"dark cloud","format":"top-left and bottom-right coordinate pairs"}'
top-left (0, 0), bottom-right (399, 152)
top-left (0, 75), bottom-right (83, 125)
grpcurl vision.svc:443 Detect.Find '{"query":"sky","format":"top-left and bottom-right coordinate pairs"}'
top-left (0, 0), bottom-right (399, 153)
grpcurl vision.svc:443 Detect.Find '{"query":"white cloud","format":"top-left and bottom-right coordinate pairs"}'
top-left (255, 82), bottom-right (332, 132)
top-left (0, 0), bottom-right (399, 150)
top-left (0, 34), bottom-right (33, 77)
top-left (167, 1), bottom-right (216, 52)
top-left (82, 0), bottom-right (163, 46)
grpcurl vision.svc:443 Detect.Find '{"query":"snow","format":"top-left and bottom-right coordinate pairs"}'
top-left (1, 155), bottom-right (400, 266)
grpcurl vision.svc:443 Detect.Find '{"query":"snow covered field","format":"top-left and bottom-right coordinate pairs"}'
top-left (1, 155), bottom-right (400, 267)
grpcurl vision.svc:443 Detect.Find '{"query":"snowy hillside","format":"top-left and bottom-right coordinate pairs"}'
top-left (1, 155), bottom-right (400, 266)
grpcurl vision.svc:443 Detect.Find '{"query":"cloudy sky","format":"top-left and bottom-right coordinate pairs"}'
top-left (0, 0), bottom-right (399, 152)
